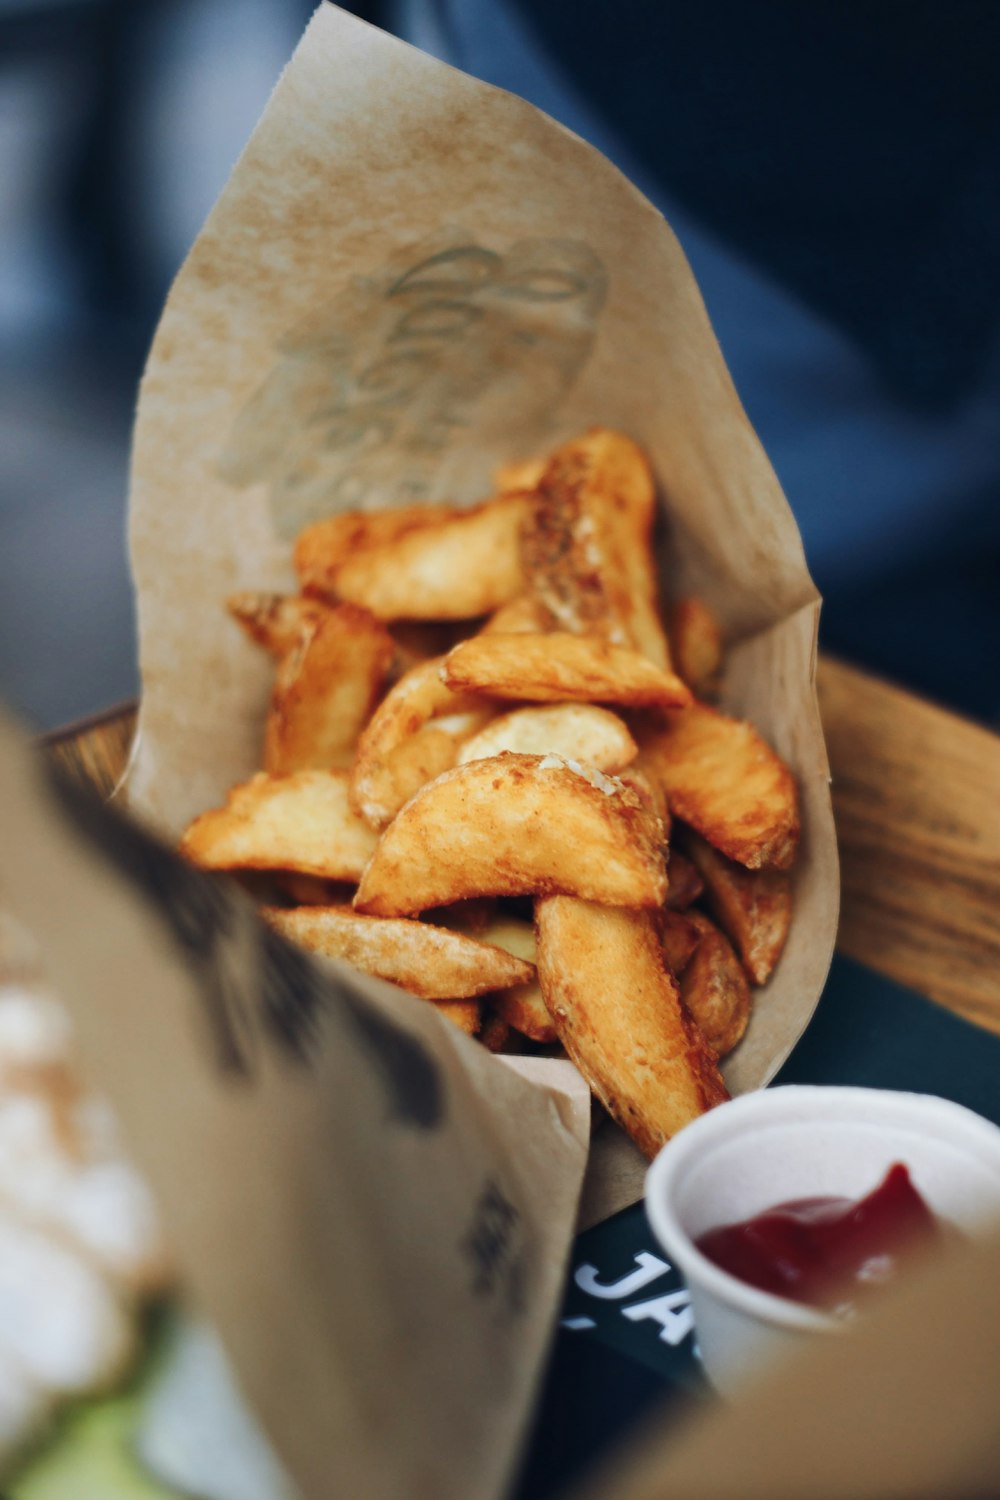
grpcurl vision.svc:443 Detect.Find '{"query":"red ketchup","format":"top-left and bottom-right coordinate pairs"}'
top-left (695, 1163), bottom-right (940, 1312)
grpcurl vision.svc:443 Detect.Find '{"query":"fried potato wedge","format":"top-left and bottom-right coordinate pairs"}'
top-left (180, 771), bottom-right (377, 880)
top-left (226, 592), bottom-right (331, 656)
top-left (457, 703), bottom-right (637, 772)
top-left (295, 495), bottom-right (529, 621)
top-left (475, 916), bottom-right (557, 1043)
top-left (479, 594), bottom-right (554, 636)
top-left (353, 753), bottom-right (668, 917)
top-left (680, 828), bottom-right (792, 984)
top-left (664, 851), bottom-right (704, 910)
top-left (522, 428), bottom-right (671, 668)
top-left (495, 456), bottom-right (547, 493)
top-left (635, 702), bottom-right (800, 869)
top-left (669, 598), bottom-right (724, 699)
top-left (658, 910), bottom-right (703, 978)
top-left (435, 999), bottom-right (482, 1036)
top-left (351, 656), bottom-right (494, 828)
top-left (679, 911), bottom-right (752, 1058)
top-left (264, 604), bottom-right (395, 774)
top-left (535, 897), bottom-right (727, 1157)
top-left (441, 632), bottom-right (691, 708)
top-left (261, 907), bottom-right (534, 1000)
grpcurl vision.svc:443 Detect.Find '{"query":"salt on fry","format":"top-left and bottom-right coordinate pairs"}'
top-left (521, 428), bottom-right (671, 668)
top-left (457, 703), bottom-right (637, 773)
top-left (353, 753), bottom-right (668, 917)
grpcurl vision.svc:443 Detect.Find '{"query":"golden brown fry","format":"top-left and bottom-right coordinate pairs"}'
top-left (535, 897), bottom-right (727, 1157)
top-left (679, 828), bottom-right (792, 984)
top-left (664, 851), bottom-right (704, 910)
top-left (669, 598), bottom-right (724, 699)
top-left (457, 703), bottom-right (637, 773)
top-left (435, 999), bottom-right (482, 1037)
top-left (225, 592), bottom-right (331, 656)
top-left (353, 753), bottom-right (668, 917)
top-left (635, 702), bottom-right (800, 870)
top-left (479, 594), bottom-right (554, 635)
top-left (264, 603), bottom-right (395, 774)
top-left (658, 909), bottom-right (703, 978)
top-left (350, 656), bottom-right (493, 829)
top-left (295, 495), bottom-right (529, 621)
top-left (679, 911), bottom-right (752, 1058)
top-left (261, 906), bottom-right (534, 1000)
top-left (476, 917), bottom-right (557, 1043)
top-left (294, 503), bottom-right (451, 588)
top-left (495, 456), bottom-right (547, 493)
top-left (441, 632), bottom-right (691, 708)
top-left (180, 771), bottom-right (377, 880)
top-left (521, 428), bottom-right (671, 668)
top-left (616, 763), bottom-right (671, 828)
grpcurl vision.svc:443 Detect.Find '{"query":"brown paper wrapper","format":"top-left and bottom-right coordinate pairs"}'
top-left (0, 708), bottom-right (589, 1500)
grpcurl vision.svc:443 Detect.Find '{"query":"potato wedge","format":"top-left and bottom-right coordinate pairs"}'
top-left (669, 598), bottom-right (724, 699)
top-left (535, 897), bottom-right (727, 1157)
top-left (475, 916), bottom-right (557, 1043)
top-left (435, 1000), bottom-right (482, 1036)
top-left (635, 702), bottom-right (800, 869)
top-left (264, 603), bottom-right (395, 774)
top-left (479, 594), bottom-right (554, 636)
top-left (353, 753), bottom-right (668, 917)
top-left (679, 828), bottom-right (792, 984)
top-left (479, 1011), bottom-right (512, 1051)
top-left (295, 495), bottom-right (529, 620)
top-left (350, 656), bottom-right (494, 829)
top-left (180, 771), bottom-right (377, 880)
top-left (658, 910), bottom-right (703, 978)
top-left (679, 911), bottom-right (752, 1058)
top-left (457, 703), bottom-right (637, 773)
top-left (495, 456), bottom-right (546, 493)
top-left (522, 428), bottom-right (671, 668)
top-left (261, 907), bottom-right (534, 1000)
top-left (664, 851), bottom-right (704, 910)
top-left (441, 632), bottom-right (691, 708)
top-left (226, 592), bottom-right (331, 656)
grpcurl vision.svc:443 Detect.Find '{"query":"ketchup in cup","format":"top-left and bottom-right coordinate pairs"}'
top-left (695, 1163), bottom-right (941, 1314)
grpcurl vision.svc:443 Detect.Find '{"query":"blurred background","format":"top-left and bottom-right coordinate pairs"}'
top-left (2, 0), bottom-right (997, 731)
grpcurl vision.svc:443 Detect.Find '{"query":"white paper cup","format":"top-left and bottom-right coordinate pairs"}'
top-left (645, 1086), bottom-right (1000, 1397)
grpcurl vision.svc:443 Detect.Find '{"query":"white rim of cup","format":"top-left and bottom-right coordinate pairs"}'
top-left (644, 1085), bottom-right (1000, 1334)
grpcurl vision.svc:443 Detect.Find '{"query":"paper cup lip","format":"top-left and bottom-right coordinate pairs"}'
top-left (644, 1086), bottom-right (1000, 1333)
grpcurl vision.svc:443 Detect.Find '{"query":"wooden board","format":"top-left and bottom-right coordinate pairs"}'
top-left (42, 663), bottom-right (1000, 1035)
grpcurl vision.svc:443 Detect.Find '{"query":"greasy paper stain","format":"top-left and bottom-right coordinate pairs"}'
top-left (217, 233), bottom-right (608, 533)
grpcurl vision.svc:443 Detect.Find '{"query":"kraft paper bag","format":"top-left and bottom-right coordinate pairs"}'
top-left (124, 3), bottom-right (838, 1222)
top-left (0, 708), bottom-right (589, 1500)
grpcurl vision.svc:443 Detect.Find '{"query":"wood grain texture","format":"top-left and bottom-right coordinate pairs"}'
top-left (42, 661), bottom-right (1000, 1034)
top-left (817, 658), bottom-right (1000, 1035)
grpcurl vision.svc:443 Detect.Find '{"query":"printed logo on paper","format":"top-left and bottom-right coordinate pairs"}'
top-left (217, 233), bottom-right (608, 535)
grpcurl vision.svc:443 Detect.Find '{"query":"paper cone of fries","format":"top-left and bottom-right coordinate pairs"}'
top-left (124, 2), bottom-right (837, 1213)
